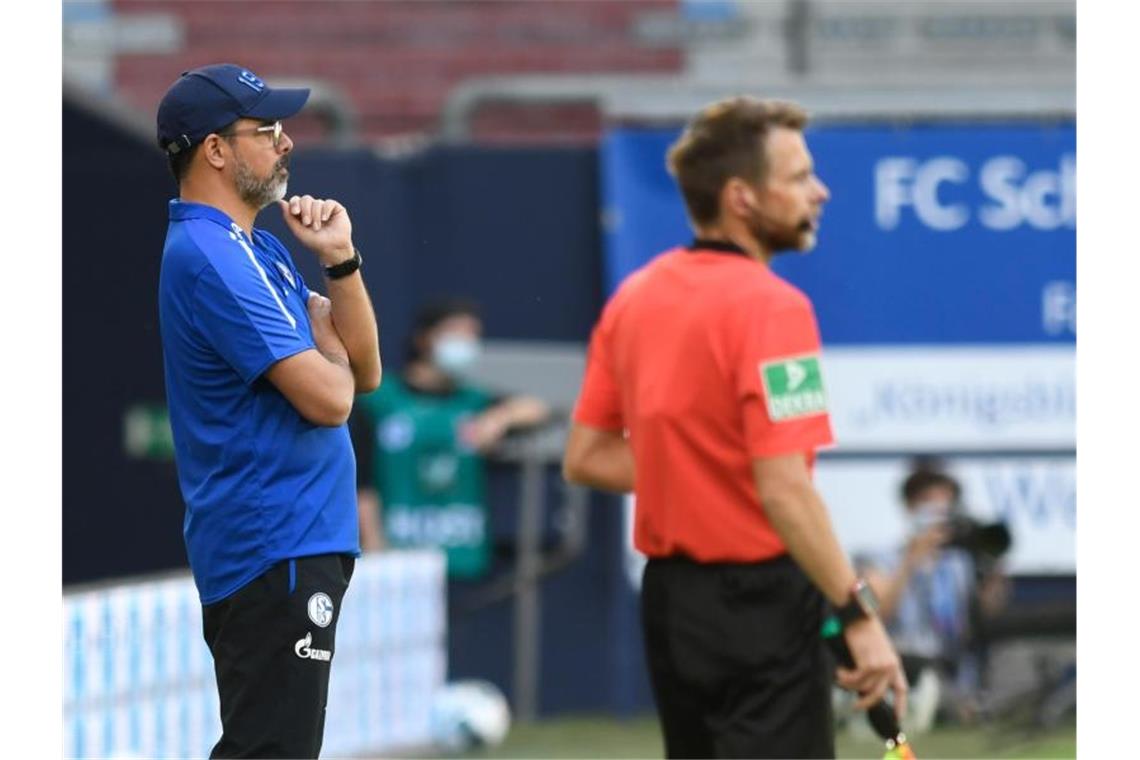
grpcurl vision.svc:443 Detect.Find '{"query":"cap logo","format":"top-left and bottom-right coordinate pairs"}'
top-left (237, 70), bottom-right (265, 93)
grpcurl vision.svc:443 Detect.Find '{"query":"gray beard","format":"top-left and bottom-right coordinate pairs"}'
top-left (234, 158), bottom-right (288, 210)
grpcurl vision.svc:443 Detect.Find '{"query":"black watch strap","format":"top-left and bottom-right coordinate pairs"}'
top-left (836, 578), bottom-right (880, 627)
top-left (323, 248), bottom-right (362, 280)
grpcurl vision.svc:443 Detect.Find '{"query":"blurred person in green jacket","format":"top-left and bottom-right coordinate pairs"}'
top-left (352, 298), bottom-right (549, 578)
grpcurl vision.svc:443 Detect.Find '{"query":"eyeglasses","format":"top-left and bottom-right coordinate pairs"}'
top-left (218, 120), bottom-right (283, 149)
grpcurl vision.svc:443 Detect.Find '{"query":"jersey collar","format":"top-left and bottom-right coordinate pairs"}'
top-left (687, 238), bottom-right (750, 258)
top-left (168, 199), bottom-right (238, 228)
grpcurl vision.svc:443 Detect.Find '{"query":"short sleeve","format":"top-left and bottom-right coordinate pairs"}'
top-left (350, 390), bottom-right (381, 489)
top-left (734, 297), bottom-right (835, 457)
top-left (193, 260), bottom-right (314, 385)
top-left (572, 316), bottom-right (624, 431)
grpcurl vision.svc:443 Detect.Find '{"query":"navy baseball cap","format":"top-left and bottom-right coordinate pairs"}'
top-left (156, 63), bottom-right (310, 155)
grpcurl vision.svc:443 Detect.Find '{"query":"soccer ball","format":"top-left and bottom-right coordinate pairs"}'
top-left (429, 679), bottom-right (512, 751)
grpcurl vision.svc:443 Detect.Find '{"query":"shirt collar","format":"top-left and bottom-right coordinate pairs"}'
top-left (168, 199), bottom-right (239, 228)
top-left (687, 238), bottom-right (750, 258)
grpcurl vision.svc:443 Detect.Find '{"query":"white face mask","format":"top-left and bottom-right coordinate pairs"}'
top-left (432, 335), bottom-right (481, 376)
top-left (908, 500), bottom-right (952, 534)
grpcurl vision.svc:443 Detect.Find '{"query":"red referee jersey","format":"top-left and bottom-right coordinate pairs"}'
top-left (573, 245), bottom-right (835, 563)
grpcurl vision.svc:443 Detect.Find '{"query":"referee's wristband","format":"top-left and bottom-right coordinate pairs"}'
top-left (323, 248), bottom-right (363, 280)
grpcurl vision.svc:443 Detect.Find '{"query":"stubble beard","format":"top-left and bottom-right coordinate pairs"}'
top-left (748, 212), bottom-right (815, 256)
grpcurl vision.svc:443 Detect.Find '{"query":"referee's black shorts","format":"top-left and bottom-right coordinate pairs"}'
top-left (202, 553), bottom-right (355, 759)
top-left (641, 553), bottom-right (834, 759)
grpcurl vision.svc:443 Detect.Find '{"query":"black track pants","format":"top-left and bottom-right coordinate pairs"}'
top-left (641, 554), bottom-right (835, 759)
top-left (202, 554), bottom-right (355, 759)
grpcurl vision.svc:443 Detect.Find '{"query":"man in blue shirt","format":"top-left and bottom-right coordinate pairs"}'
top-left (156, 63), bottom-right (381, 759)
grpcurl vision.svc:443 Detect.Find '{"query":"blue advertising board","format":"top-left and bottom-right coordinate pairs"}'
top-left (601, 122), bottom-right (1075, 345)
top-left (602, 120), bottom-right (1077, 584)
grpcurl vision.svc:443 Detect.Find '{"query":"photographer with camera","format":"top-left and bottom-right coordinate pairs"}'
top-left (861, 462), bottom-right (1011, 730)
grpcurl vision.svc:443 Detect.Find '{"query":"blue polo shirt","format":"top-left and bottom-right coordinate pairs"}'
top-left (158, 200), bottom-right (359, 604)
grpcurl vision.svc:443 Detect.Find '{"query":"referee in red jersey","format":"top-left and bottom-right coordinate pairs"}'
top-left (563, 97), bottom-right (907, 759)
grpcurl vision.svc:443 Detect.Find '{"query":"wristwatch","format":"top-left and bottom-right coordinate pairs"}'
top-left (836, 578), bottom-right (880, 627)
top-left (323, 248), bottom-right (362, 280)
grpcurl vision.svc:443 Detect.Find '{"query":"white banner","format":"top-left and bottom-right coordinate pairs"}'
top-left (821, 345), bottom-right (1074, 451)
top-left (622, 456), bottom-right (1075, 584)
top-left (817, 457), bottom-right (1075, 574)
top-left (63, 551), bottom-right (447, 759)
